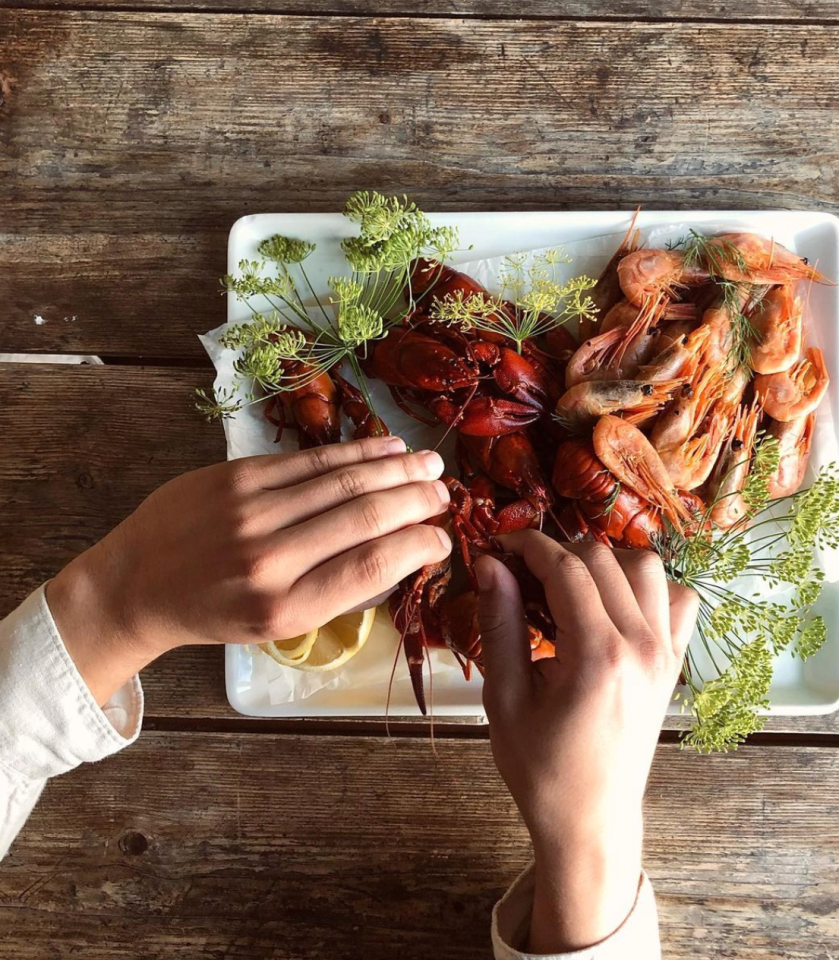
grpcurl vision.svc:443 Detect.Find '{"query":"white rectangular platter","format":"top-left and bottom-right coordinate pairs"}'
top-left (221, 210), bottom-right (839, 719)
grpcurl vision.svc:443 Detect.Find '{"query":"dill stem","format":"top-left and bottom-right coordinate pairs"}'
top-left (298, 263), bottom-right (332, 324)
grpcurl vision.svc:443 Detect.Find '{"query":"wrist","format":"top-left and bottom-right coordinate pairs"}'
top-left (46, 544), bottom-right (170, 705)
top-left (528, 814), bottom-right (643, 953)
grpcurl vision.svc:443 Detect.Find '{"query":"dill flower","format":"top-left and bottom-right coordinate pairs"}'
top-left (221, 260), bottom-right (294, 301)
top-left (429, 250), bottom-right (597, 354)
top-left (683, 637), bottom-right (773, 754)
top-left (258, 236), bottom-right (316, 264)
top-left (337, 303), bottom-right (383, 347)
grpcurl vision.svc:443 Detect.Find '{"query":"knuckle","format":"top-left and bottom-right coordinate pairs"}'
top-left (227, 459), bottom-right (258, 495)
top-left (228, 507), bottom-right (258, 541)
top-left (550, 549), bottom-right (586, 579)
top-left (417, 481), bottom-right (443, 514)
top-left (584, 542), bottom-right (613, 563)
top-left (238, 547), bottom-right (272, 586)
top-left (632, 549), bottom-right (665, 576)
top-left (478, 610), bottom-right (506, 637)
top-left (357, 495), bottom-right (387, 538)
top-left (398, 456), bottom-right (418, 484)
top-left (249, 595), bottom-right (284, 638)
top-left (335, 466), bottom-right (367, 501)
top-left (358, 545), bottom-right (389, 589)
top-left (636, 634), bottom-right (670, 672)
top-left (307, 445), bottom-right (336, 476)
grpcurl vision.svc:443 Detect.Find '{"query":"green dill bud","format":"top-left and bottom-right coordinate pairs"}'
top-left (329, 277), bottom-right (364, 305)
top-left (337, 303), bottom-right (383, 347)
top-left (795, 617), bottom-right (827, 660)
top-left (234, 345), bottom-right (283, 391)
top-left (684, 637), bottom-right (773, 753)
top-left (194, 386), bottom-right (242, 421)
top-left (258, 235), bottom-right (316, 264)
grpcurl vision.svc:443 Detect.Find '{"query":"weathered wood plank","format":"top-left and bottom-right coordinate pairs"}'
top-left (2, 734), bottom-right (838, 959)
top-left (4, 12), bottom-right (839, 356)
top-left (1, 363), bottom-right (837, 735)
top-left (3, 0), bottom-right (839, 19)
top-left (0, 364), bottom-right (223, 612)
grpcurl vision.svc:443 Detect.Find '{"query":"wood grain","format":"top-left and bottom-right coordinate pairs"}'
top-left (4, 12), bottom-right (839, 357)
top-left (3, 0), bottom-right (839, 20)
top-left (1, 362), bottom-right (836, 736)
top-left (2, 734), bottom-right (838, 959)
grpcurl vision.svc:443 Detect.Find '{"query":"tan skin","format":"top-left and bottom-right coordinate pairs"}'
top-left (477, 535), bottom-right (697, 953)
top-left (46, 439), bottom-right (698, 954)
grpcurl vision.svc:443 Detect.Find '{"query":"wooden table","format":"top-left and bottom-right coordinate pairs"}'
top-left (3, 3), bottom-right (839, 957)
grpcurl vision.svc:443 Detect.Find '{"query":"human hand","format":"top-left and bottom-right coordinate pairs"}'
top-left (476, 532), bottom-right (697, 953)
top-left (48, 436), bottom-right (451, 704)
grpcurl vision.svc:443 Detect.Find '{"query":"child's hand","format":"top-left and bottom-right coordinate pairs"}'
top-left (48, 437), bottom-right (451, 704)
top-left (476, 531), bottom-right (697, 954)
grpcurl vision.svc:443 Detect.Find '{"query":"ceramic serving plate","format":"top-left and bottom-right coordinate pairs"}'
top-left (220, 210), bottom-right (839, 719)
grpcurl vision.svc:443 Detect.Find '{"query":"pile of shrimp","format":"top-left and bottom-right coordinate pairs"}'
top-left (551, 226), bottom-right (831, 545)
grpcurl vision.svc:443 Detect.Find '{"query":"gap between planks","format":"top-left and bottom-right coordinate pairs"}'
top-left (3, 2), bottom-right (839, 27)
top-left (142, 715), bottom-right (839, 748)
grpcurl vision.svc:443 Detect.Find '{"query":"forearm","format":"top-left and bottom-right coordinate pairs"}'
top-left (492, 857), bottom-right (661, 960)
top-left (46, 542), bottom-right (168, 706)
top-left (529, 825), bottom-right (643, 953)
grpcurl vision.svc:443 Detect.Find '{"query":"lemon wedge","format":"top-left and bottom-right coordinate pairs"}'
top-left (258, 607), bottom-right (376, 672)
top-left (259, 628), bottom-right (319, 667)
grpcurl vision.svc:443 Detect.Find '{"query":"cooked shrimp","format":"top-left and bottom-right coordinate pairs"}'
top-left (637, 323), bottom-right (710, 382)
top-left (600, 297), bottom-right (695, 334)
top-left (581, 210), bottom-right (642, 341)
top-left (748, 284), bottom-right (803, 375)
top-left (565, 323), bottom-right (661, 387)
top-left (706, 401), bottom-right (761, 529)
top-left (753, 347), bottom-right (829, 421)
top-left (651, 364), bottom-right (722, 451)
top-left (706, 233), bottom-right (830, 285)
top-left (651, 317), bottom-right (698, 352)
top-left (766, 412), bottom-right (815, 498)
top-left (658, 401), bottom-right (737, 491)
top-left (699, 287), bottom-right (751, 370)
top-left (592, 415), bottom-right (693, 533)
top-left (555, 379), bottom-right (682, 431)
top-left (719, 365), bottom-right (750, 407)
top-left (617, 249), bottom-right (709, 307)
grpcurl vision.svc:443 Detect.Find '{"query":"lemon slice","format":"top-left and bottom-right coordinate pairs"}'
top-left (296, 606), bottom-right (376, 672)
top-left (259, 628), bottom-right (319, 666)
top-left (259, 607), bottom-right (376, 673)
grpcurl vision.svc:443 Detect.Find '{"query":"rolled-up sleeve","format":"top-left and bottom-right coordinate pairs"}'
top-left (0, 585), bottom-right (144, 859)
top-left (492, 865), bottom-right (661, 960)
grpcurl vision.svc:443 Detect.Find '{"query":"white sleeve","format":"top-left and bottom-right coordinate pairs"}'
top-left (0, 584), bottom-right (144, 859)
top-left (492, 865), bottom-right (661, 960)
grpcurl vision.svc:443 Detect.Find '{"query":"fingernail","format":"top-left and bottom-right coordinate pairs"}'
top-left (432, 479), bottom-right (450, 504)
top-left (419, 449), bottom-right (444, 477)
top-left (434, 526), bottom-right (452, 551)
top-left (474, 556), bottom-right (495, 592)
top-left (383, 436), bottom-right (406, 453)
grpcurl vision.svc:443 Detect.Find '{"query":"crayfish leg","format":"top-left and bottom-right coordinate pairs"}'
top-left (403, 633), bottom-right (429, 716)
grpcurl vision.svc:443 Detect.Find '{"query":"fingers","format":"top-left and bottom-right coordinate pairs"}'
top-left (234, 436), bottom-right (407, 492)
top-left (475, 555), bottom-right (531, 711)
top-left (609, 548), bottom-right (671, 642)
top-left (497, 531), bottom-right (612, 657)
top-left (279, 480), bottom-right (451, 576)
top-left (667, 581), bottom-right (699, 658)
top-left (259, 449), bottom-right (445, 529)
top-left (286, 523), bottom-right (452, 628)
top-left (561, 542), bottom-right (655, 640)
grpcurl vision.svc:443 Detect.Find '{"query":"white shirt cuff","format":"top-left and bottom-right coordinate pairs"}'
top-left (0, 584), bottom-right (144, 783)
top-left (492, 864), bottom-right (660, 960)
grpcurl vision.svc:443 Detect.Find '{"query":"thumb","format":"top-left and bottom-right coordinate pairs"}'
top-left (475, 555), bottom-right (531, 710)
